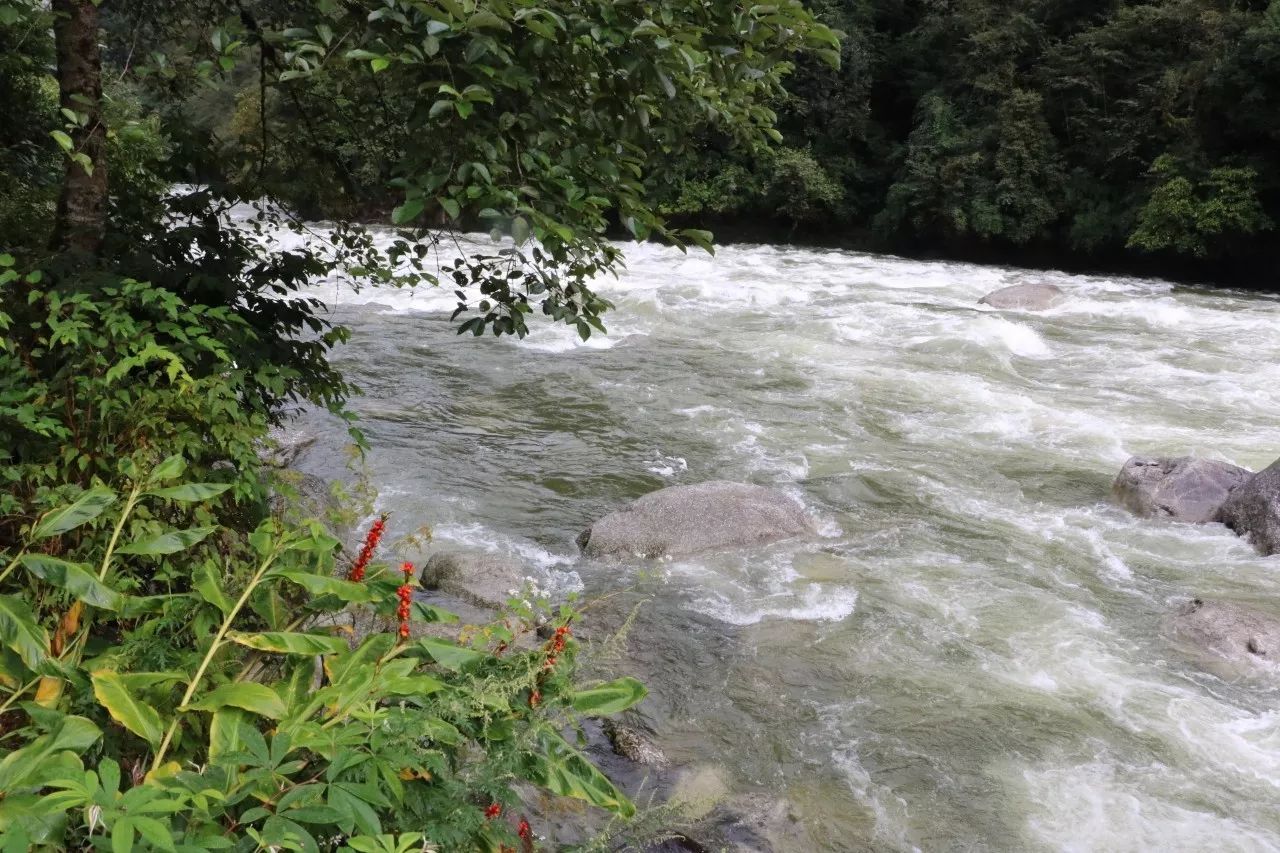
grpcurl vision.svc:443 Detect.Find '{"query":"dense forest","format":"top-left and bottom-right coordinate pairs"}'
top-left (664, 0), bottom-right (1280, 283)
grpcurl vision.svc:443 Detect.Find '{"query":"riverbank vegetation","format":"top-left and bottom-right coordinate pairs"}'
top-left (0, 0), bottom-right (836, 848)
top-left (655, 0), bottom-right (1280, 284)
top-left (117, 1), bottom-right (1280, 286)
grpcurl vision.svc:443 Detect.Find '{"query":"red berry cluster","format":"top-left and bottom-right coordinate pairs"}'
top-left (348, 515), bottom-right (386, 582)
top-left (484, 803), bottom-right (502, 819)
top-left (543, 624), bottom-right (570, 671)
top-left (518, 817), bottom-right (532, 843)
top-left (396, 561), bottom-right (414, 640)
top-left (528, 623), bottom-right (571, 708)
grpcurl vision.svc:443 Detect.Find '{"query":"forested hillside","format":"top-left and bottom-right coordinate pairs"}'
top-left (656, 0), bottom-right (1280, 284)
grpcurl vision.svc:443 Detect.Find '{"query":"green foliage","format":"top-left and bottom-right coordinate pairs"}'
top-left (1128, 155), bottom-right (1273, 258)
top-left (654, 0), bottom-right (1280, 274)
top-left (0, 269), bottom-right (269, 538)
top-left (0, 465), bottom-right (647, 849)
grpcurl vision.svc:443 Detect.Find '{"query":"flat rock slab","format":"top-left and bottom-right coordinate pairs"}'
top-left (1112, 456), bottom-right (1252, 524)
top-left (578, 481), bottom-right (814, 559)
top-left (978, 283), bottom-right (1066, 310)
top-left (1218, 457), bottom-right (1280, 556)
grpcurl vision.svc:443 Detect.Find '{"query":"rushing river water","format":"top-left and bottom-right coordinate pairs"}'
top-left (285, 228), bottom-right (1280, 851)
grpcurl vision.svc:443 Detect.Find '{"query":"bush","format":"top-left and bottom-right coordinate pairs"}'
top-left (0, 461), bottom-right (645, 850)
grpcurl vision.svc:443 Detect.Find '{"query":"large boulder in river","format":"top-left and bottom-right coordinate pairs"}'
top-left (1112, 456), bottom-right (1252, 524)
top-left (421, 551), bottom-right (526, 610)
top-left (577, 481), bottom-right (814, 559)
top-left (1217, 458), bottom-right (1280, 556)
top-left (1170, 598), bottom-right (1280, 677)
top-left (978, 283), bottom-right (1065, 310)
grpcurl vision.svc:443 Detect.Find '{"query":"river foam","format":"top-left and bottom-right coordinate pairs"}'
top-left (287, 228), bottom-right (1280, 850)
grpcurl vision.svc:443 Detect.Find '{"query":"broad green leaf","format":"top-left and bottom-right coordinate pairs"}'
top-left (50, 130), bottom-right (73, 151)
top-left (90, 670), bottom-right (164, 747)
top-left (511, 215), bottom-right (530, 244)
top-left (391, 198), bottom-right (424, 225)
top-left (148, 454), bottom-right (187, 483)
top-left (570, 677), bottom-right (648, 716)
top-left (30, 487), bottom-right (116, 539)
top-left (380, 672), bottom-right (445, 697)
top-left (145, 483), bottom-right (231, 502)
top-left (19, 555), bottom-right (122, 610)
top-left (412, 637), bottom-right (485, 671)
top-left (0, 595), bottom-right (49, 670)
top-left (409, 601), bottom-right (458, 624)
top-left (117, 594), bottom-right (176, 618)
top-left (0, 715), bottom-right (98, 793)
top-left (117, 526), bottom-right (215, 556)
top-left (207, 708), bottom-right (250, 764)
top-left (524, 729), bottom-right (634, 816)
top-left (193, 560), bottom-right (232, 615)
top-left (186, 683), bottom-right (286, 719)
top-left (273, 570), bottom-right (375, 604)
top-left (227, 631), bottom-right (349, 655)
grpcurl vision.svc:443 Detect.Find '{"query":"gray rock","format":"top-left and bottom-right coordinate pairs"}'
top-left (1218, 458), bottom-right (1280, 556)
top-left (602, 718), bottom-right (668, 768)
top-left (680, 793), bottom-right (810, 853)
top-left (1170, 598), bottom-right (1280, 677)
top-left (269, 470), bottom-right (352, 544)
top-left (1112, 456), bottom-right (1252, 524)
top-left (978, 283), bottom-right (1066, 310)
top-left (258, 427), bottom-right (318, 468)
top-left (578, 481), bottom-right (814, 559)
top-left (421, 551), bottom-right (525, 610)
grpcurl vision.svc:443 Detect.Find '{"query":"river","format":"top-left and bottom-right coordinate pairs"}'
top-left (285, 230), bottom-right (1280, 852)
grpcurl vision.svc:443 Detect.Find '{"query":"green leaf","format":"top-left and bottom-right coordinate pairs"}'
top-left (511, 215), bottom-right (530, 245)
top-left (149, 454), bottom-right (187, 483)
top-left (30, 487), bottom-right (116, 539)
top-left (145, 483), bottom-right (231, 502)
top-left (185, 683), bottom-right (286, 719)
top-left (391, 198), bottom-right (424, 225)
top-left (50, 130), bottom-right (73, 151)
top-left (117, 526), bottom-right (215, 556)
top-left (439, 197), bottom-right (461, 219)
top-left (0, 716), bottom-right (97, 792)
top-left (0, 254), bottom-right (12, 268)
top-left (193, 560), bottom-right (232, 615)
top-left (370, 57), bottom-right (390, 72)
top-left (0, 595), bottom-right (49, 671)
top-left (18, 555), bottom-right (123, 610)
top-left (524, 729), bottom-right (634, 816)
top-left (273, 570), bottom-right (375, 603)
top-left (412, 637), bottom-right (485, 671)
top-left (571, 677), bottom-right (647, 715)
top-left (90, 670), bottom-right (164, 747)
top-left (227, 631), bottom-right (349, 655)
top-left (409, 601), bottom-right (458, 624)
top-left (207, 708), bottom-right (249, 764)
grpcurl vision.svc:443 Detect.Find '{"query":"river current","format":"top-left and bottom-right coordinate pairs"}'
top-left (285, 229), bottom-right (1280, 851)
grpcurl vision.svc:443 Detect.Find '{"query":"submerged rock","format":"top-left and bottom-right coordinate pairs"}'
top-left (268, 470), bottom-right (353, 545)
top-left (1217, 458), bottom-right (1280, 556)
top-left (977, 283), bottom-right (1066, 310)
top-left (602, 718), bottom-right (668, 768)
top-left (421, 551), bottom-right (525, 610)
top-left (1112, 456), bottom-right (1252, 524)
top-left (577, 481), bottom-right (814, 559)
top-left (1171, 598), bottom-right (1280, 677)
top-left (258, 427), bottom-right (318, 469)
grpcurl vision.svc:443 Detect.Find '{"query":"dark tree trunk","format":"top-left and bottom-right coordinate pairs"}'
top-left (51, 0), bottom-right (108, 257)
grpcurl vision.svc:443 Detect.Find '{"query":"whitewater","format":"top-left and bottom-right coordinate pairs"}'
top-left (285, 229), bottom-right (1280, 851)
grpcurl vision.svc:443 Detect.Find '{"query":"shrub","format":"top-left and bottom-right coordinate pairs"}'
top-left (0, 461), bottom-right (646, 850)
